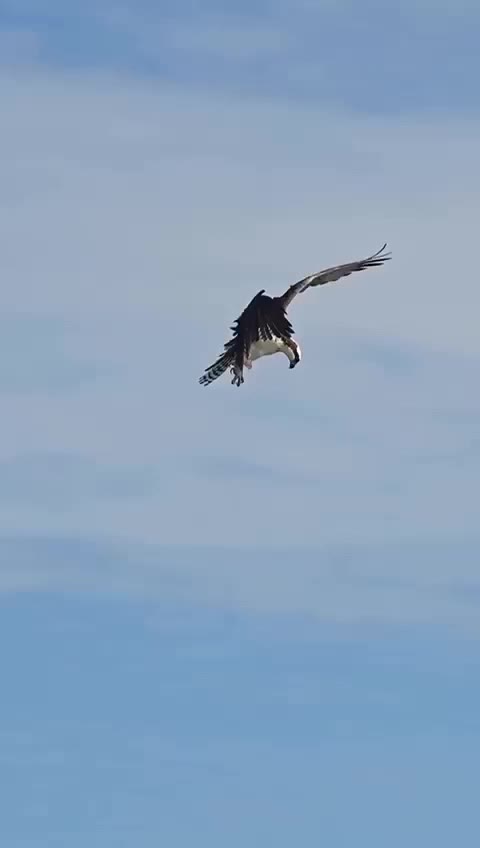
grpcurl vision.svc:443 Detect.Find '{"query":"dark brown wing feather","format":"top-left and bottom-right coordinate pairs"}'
top-left (278, 243), bottom-right (391, 309)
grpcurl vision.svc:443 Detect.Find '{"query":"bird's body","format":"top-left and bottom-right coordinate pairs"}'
top-left (247, 336), bottom-right (298, 365)
top-left (199, 244), bottom-right (391, 387)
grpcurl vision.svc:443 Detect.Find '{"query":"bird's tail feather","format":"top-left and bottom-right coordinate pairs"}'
top-left (199, 353), bottom-right (233, 386)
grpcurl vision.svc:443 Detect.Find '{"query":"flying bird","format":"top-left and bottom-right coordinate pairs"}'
top-left (199, 243), bottom-right (391, 387)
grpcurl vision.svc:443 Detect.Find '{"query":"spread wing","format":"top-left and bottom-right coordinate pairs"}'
top-left (199, 290), bottom-right (294, 386)
top-left (278, 243), bottom-right (391, 309)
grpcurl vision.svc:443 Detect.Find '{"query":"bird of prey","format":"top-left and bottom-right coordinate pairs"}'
top-left (199, 243), bottom-right (391, 387)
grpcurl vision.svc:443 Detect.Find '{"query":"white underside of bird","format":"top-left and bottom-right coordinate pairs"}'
top-left (244, 337), bottom-right (300, 368)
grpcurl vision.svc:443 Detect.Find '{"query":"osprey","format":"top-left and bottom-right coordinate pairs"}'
top-left (199, 243), bottom-right (391, 387)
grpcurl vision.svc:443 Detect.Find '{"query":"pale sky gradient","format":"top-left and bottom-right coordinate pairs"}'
top-left (1, 2), bottom-right (480, 845)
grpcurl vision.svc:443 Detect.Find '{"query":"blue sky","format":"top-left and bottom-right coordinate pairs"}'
top-left (2, 0), bottom-right (480, 112)
top-left (1, 2), bottom-right (480, 845)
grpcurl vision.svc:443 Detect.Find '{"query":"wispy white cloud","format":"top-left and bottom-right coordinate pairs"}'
top-left (0, 66), bottom-right (479, 621)
top-left (1, 15), bottom-right (479, 848)
top-left (2, 70), bottom-right (479, 346)
top-left (2, 536), bottom-right (480, 633)
top-left (2, 0), bottom-right (479, 113)
top-left (0, 452), bottom-right (158, 506)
